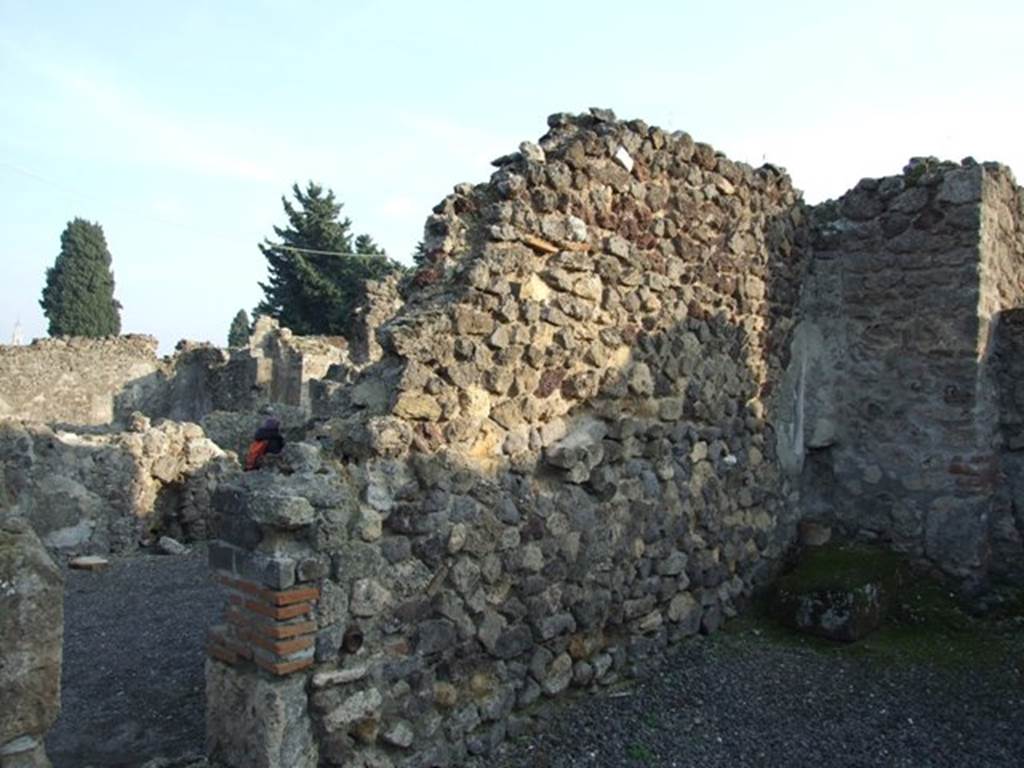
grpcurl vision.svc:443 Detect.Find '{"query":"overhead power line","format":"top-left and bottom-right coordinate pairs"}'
top-left (267, 244), bottom-right (392, 257)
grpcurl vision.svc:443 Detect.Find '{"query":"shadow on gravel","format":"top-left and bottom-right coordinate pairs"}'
top-left (46, 548), bottom-right (222, 768)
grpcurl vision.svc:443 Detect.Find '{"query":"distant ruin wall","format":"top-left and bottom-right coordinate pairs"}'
top-left (206, 110), bottom-right (811, 768)
top-left (349, 273), bottom-right (405, 366)
top-left (793, 159), bottom-right (1024, 585)
top-left (0, 319), bottom-right (348, 431)
top-left (256, 326), bottom-right (346, 413)
top-left (0, 322), bottom-right (350, 558)
top-left (0, 335), bottom-right (164, 426)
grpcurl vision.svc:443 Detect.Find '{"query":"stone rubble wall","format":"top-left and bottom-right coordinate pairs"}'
top-left (248, 316), bottom-right (347, 414)
top-left (992, 310), bottom-right (1024, 585)
top-left (0, 335), bottom-right (164, 426)
top-left (0, 320), bottom-right (355, 558)
top-left (0, 317), bottom-right (349, 432)
top-left (987, 170), bottom-right (1024, 585)
top-left (206, 110), bottom-right (811, 768)
top-left (159, 344), bottom-right (256, 423)
top-left (311, 275), bottom-right (408, 417)
top-left (792, 159), bottom-right (1024, 585)
top-left (0, 417), bottom-right (235, 555)
top-left (0, 517), bottom-right (63, 768)
top-left (349, 273), bottom-right (406, 367)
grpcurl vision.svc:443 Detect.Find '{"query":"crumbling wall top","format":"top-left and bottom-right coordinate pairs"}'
top-left (326, 108), bottom-right (808, 471)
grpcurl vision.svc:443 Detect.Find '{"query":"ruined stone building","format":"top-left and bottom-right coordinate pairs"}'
top-left (1, 109), bottom-right (1022, 768)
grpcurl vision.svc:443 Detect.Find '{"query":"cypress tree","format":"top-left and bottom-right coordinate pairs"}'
top-left (256, 183), bottom-right (402, 335)
top-left (40, 218), bottom-right (122, 337)
top-left (227, 309), bottom-right (251, 347)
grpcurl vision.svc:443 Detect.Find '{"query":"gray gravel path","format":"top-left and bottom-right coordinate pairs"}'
top-left (46, 548), bottom-right (221, 768)
top-left (475, 628), bottom-right (1024, 768)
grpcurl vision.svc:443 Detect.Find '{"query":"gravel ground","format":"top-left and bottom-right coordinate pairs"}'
top-left (474, 627), bottom-right (1024, 768)
top-left (46, 547), bottom-right (221, 768)
top-left (45, 550), bottom-right (1023, 768)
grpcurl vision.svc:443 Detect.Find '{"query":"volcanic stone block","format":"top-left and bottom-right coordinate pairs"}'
top-left (771, 545), bottom-right (904, 642)
top-left (206, 659), bottom-right (317, 768)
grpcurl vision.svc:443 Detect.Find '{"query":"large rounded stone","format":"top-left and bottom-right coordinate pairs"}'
top-left (771, 545), bottom-right (904, 642)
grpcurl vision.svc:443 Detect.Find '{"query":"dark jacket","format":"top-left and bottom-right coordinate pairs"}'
top-left (253, 425), bottom-right (285, 454)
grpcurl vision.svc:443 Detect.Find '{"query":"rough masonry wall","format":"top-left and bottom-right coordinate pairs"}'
top-left (250, 317), bottom-right (347, 413)
top-left (985, 169), bottom-right (1024, 585)
top-left (206, 110), bottom-right (810, 768)
top-left (793, 159), bottom-right (1024, 585)
top-left (0, 313), bottom-right (348, 559)
top-left (0, 319), bottom-right (346, 432)
top-left (0, 335), bottom-right (163, 426)
top-left (349, 274), bottom-right (405, 367)
top-left (0, 417), bottom-right (233, 554)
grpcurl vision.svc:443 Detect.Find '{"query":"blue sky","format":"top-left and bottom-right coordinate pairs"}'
top-left (2, 1), bottom-right (1022, 352)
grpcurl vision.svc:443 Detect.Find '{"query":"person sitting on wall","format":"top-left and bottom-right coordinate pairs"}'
top-left (244, 417), bottom-right (285, 471)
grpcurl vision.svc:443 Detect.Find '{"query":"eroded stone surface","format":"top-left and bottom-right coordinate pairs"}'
top-left (208, 109), bottom-right (812, 768)
top-left (0, 517), bottom-right (62, 766)
top-left (0, 419), bottom-right (234, 554)
top-left (205, 660), bottom-right (317, 768)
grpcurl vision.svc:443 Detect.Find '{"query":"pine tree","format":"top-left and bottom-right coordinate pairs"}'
top-left (354, 234), bottom-right (385, 256)
top-left (40, 218), bottom-right (122, 337)
top-left (256, 183), bottom-right (402, 335)
top-left (412, 240), bottom-right (430, 267)
top-left (227, 309), bottom-right (251, 347)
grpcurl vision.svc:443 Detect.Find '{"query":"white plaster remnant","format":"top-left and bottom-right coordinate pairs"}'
top-left (614, 146), bottom-right (634, 173)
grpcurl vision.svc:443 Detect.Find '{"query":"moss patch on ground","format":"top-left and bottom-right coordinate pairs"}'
top-left (733, 546), bottom-right (1024, 678)
top-left (774, 544), bottom-right (905, 594)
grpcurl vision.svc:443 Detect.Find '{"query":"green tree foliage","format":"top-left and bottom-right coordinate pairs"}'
top-left (412, 240), bottom-right (430, 267)
top-left (354, 234), bottom-right (385, 256)
top-left (227, 309), bottom-right (251, 347)
top-left (40, 218), bottom-right (122, 337)
top-left (256, 183), bottom-right (402, 335)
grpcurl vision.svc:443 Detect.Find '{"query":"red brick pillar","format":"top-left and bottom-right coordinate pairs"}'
top-left (208, 575), bottom-right (320, 676)
top-left (205, 487), bottom-right (322, 768)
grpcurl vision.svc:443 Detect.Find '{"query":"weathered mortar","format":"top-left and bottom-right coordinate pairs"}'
top-left (207, 109), bottom-right (811, 768)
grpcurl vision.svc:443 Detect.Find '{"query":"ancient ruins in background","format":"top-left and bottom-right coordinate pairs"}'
top-left (1, 109), bottom-right (1022, 768)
